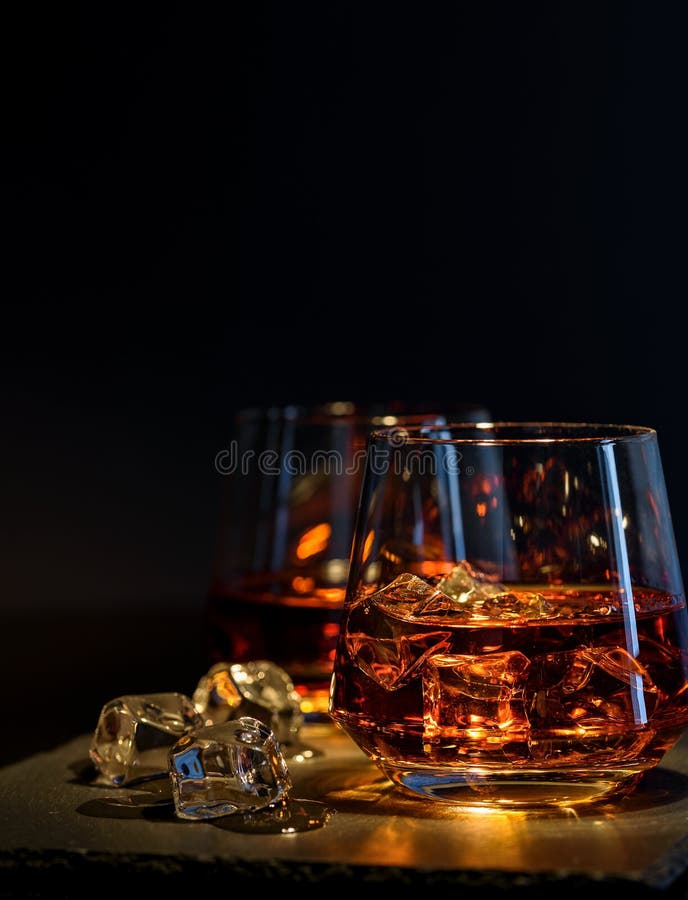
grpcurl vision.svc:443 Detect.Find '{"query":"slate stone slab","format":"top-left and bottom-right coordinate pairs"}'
top-left (3, 723), bottom-right (688, 895)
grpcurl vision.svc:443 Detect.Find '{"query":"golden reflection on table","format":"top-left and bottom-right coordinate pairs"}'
top-left (288, 723), bottom-right (688, 876)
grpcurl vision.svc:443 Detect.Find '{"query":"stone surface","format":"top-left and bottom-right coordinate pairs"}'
top-left (4, 725), bottom-right (688, 892)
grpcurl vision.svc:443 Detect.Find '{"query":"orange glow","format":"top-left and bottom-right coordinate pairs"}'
top-left (491, 496), bottom-right (498, 509)
top-left (296, 523), bottom-right (332, 559)
top-left (317, 587), bottom-right (345, 603)
top-left (480, 477), bottom-right (492, 494)
top-left (418, 560), bottom-right (456, 576)
top-left (656, 616), bottom-right (666, 641)
top-left (297, 688), bottom-right (330, 716)
top-left (476, 502), bottom-right (488, 517)
top-left (292, 575), bottom-right (316, 593)
top-left (211, 671), bottom-right (241, 707)
top-left (363, 529), bottom-right (375, 561)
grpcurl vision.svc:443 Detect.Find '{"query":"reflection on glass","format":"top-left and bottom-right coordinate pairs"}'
top-left (330, 423), bottom-right (688, 807)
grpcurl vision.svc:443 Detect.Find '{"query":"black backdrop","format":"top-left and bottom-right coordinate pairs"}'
top-left (2, 2), bottom-right (687, 754)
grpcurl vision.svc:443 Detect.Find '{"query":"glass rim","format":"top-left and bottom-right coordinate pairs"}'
top-left (368, 421), bottom-right (657, 445)
top-left (235, 401), bottom-right (488, 427)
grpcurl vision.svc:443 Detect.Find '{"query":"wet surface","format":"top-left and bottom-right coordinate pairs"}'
top-left (4, 724), bottom-right (688, 890)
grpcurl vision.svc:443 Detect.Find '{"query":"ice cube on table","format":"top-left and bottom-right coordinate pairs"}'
top-left (169, 717), bottom-right (292, 820)
top-left (193, 660), bottom-right (303, 744)
top-left (90, 693), bottom-right (203, 786)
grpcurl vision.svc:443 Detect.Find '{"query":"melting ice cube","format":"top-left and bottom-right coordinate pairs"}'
top-left (423, 651), bottom-right (530, 739)
top-left (439, 561), bottom-right (553, 620)
top-left (526, 646), bottom-right (659, 732)
top-left (169, 717), bottom-right (292, 820)
top-left (437, 561), bottom-right (506, 604)
top-left (345, 588), bottom-right (451, 690)
top-left (369, 573), bottom-right (456, 619)
top-left (344, 566), bottom-right (553, 695)
top-left (90, 693), bottom-right (203, 786)
top-left (193, 660), bottom-right (303, 745)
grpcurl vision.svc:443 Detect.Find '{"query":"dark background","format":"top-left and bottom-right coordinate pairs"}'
top-left (2, 2), bottom-right (686, 760)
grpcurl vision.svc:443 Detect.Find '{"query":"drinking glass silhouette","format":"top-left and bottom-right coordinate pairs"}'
top-left (207, 402), bottom-right (488, 717)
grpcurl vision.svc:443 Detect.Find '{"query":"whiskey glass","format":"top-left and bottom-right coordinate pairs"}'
top-left (207, 402), bottom-right (488, 718)
top-left (329, 423), bottom-right (688, 807)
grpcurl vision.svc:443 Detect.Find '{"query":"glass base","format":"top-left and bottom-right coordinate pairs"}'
top-left (383, 763), bottom-right (647, 808)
